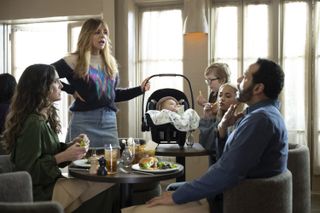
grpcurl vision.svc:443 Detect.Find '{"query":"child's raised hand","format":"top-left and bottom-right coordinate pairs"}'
top-left (196, 90), bottom-right (206, 107)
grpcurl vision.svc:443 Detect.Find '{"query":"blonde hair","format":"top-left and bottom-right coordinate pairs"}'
top-left (204, 63), bottom-right (230, 84)
top-left (73, 18), bottom-right (118, 78)
top-left (216, 83), bottom-right (246, 120)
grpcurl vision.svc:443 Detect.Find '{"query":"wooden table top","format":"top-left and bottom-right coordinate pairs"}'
top-left (68, 164), bottom-right (184, 184)
top-left (155, 143), bottom-right (209, 157)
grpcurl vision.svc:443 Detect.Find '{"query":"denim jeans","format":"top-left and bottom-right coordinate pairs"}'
top-left (66, 107), bottom-right (119, 149)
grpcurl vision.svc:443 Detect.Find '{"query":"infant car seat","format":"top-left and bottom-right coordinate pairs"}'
top-left (141, 74), bottom-right (194, 149)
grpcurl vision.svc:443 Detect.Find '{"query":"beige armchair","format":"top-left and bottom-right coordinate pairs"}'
top-left (223, 170), bottom-right (292, 213)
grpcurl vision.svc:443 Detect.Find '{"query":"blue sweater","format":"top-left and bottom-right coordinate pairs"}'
top-left (173, 99), bottom-right (288, 204)
top-left (52, 58), bottom-right (143, 112)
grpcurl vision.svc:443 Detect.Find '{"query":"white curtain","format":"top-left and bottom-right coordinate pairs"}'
top-left (314, 2), bottom-right (320, 175)
top-left (138, 8), bottom-right (183, 139)
top-left (211, 0), bottom-right (320, 175)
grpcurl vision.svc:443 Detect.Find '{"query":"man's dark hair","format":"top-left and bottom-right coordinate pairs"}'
top-left (252, 58), bottom-right (284, 99)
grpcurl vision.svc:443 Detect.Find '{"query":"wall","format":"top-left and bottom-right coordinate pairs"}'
top-left (115, 0), bottom-right (137, 138)
top-left (0, 0), bottom-right (115, 45)
top-left (183, 33), bottom-right (209, 180)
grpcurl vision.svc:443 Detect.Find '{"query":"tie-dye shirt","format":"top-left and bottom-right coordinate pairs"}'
top-left (52, 54), bottom-right (143, 112)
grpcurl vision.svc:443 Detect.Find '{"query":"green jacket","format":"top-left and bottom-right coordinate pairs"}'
top-left (11, 114), bottom-right (68, 201)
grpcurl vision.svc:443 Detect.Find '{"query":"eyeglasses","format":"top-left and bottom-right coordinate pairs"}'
top-left (205, 78), bottom-right (220, 85)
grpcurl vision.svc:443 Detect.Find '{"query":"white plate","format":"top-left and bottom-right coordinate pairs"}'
top-left (73, 159), bottom-right (91, 168)
top-left (131, 162), bottom-right (182, 173)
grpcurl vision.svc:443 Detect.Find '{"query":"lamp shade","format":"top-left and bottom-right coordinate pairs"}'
top-left (183, 0), bottom-right (208, 34)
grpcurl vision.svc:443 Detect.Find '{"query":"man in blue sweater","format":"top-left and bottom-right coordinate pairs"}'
top-left (123, 58), bottom-right (288, 213)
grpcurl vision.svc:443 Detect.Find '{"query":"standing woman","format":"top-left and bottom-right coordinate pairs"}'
top-left (53, 18), bottom-right (150, 149)
top-left (196, 63), bottom-right (230, 116)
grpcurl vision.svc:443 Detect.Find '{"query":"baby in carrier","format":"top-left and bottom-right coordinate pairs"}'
top-left (146, 96), bottom-right (200, 131)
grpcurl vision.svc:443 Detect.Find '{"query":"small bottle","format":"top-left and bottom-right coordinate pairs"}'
top-left (89, 150), bottom-right (99, 175)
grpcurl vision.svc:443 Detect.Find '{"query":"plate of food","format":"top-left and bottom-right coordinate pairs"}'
top-left (132, 157), bottom-right (182, 173)
top-left (72, 159), bottom-right (91, 168)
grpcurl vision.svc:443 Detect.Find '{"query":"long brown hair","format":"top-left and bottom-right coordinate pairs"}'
top-left (3, 64), bottom-right (61, 153)
top-left (73, 18), bottom-right (118, 78)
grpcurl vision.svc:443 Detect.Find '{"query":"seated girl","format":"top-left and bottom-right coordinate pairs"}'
top-left (146, 96), bottom-right (200, 132)
top-left (199, 83), bottom-right (246, 165)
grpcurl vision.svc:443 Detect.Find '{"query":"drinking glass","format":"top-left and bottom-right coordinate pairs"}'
top-left (104, 144), bottom-right (120, 175)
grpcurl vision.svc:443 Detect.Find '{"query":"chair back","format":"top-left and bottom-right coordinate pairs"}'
top-left (0, 155), bottom-right (14, 173)
top-left (223, 170), bottom-right (292, 213)
top-left (0, 171), bottom-right (63, 213)
top-left (0, 171), bottom-right (33, 202)
top-left (288, 143), bottom-right (311, 213)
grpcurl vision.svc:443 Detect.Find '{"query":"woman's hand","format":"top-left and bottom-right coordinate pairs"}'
top-left (146, 191), bottom-right (175, 207)
top-left (218, 104), bottom-right (244, 138)
top-left (141, 77), bottom-right (151, 92)
top-left (203, 102), bottom-right (218, 119)
top-left (73, 91), bottom-right (85, 102)
top-left (55, 143), bottom-right (86, 164)
top-left (73, 134), bottom-right (90, 152)
top-left (55, 134), bottom-right (89, 164)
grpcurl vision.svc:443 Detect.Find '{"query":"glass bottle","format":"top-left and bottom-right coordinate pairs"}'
top-left (121, 142), bottom-right (134, 171)
top-left (89, 149), bottom-right (99, 174)
top-left (186, 131), bottom-right (195, 147)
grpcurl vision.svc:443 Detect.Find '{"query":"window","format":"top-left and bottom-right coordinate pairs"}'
top-left (9, 21), bottom-right (81, 141)
top-left (210, 0), bottom-right (320, 175)
top-left (139, 8), bottom-right (183, 90)
top-left (138, 8), bottom-right (183, 138)
top-left (282, 2), bottom-right (307, 144)
top-left (212, 2), bottom-right (269, 83)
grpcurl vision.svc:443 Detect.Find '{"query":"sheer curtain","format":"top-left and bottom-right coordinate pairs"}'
top-left (282, 2), bottom-right (307, 146)
top-left (211, 0), bottom-right (320, 175)
top-left (138, 8), bottom-right (183, 139)
top-left (315, 1), bottom-right (320, 174)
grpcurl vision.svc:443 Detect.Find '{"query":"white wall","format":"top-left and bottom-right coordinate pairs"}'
top-left (0, 0), bottom-right (115, 45)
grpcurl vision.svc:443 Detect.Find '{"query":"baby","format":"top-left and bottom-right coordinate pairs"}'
top-left (156, 96), bottom-right (183, 114)
top-left (146, 96), bottom-right (200, 132)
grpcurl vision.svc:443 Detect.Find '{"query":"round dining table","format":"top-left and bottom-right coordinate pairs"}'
top-left (155, 143), bottom-right (209, 182)
top-left (68, 163), bottom-right (184, 208)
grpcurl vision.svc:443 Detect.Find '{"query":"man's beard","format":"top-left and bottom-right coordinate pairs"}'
top-left (237, 83), bottom-right (255, 103)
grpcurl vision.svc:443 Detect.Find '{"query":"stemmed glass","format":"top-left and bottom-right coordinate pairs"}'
top-left (186, 131), bottom-right (195, 148)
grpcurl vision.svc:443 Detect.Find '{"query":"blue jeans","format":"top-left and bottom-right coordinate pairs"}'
top-left (66, 107), bottom-right (119, 149)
